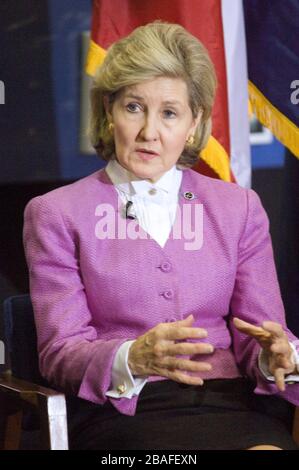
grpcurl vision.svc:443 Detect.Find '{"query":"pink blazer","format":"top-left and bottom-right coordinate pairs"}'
top-left (23, 167), bottom-right (299, 416)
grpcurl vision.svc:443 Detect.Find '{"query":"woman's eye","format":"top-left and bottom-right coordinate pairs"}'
top-left (163, 109), bottom-right (176, 118)
top-left (126, 103), bottom-right (140, 112)
top-left (125, 104), bottom-right (176, 118)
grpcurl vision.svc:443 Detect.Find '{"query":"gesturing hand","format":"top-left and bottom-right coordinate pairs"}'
top-left (233, 317), bottom-right (297, 391)
top-left (128, 314), bottom-right (214, 385)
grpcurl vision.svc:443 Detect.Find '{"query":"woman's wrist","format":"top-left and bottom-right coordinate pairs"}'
top-left (128, 341), bottom-right (138, 375)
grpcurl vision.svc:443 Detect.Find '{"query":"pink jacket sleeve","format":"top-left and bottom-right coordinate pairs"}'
top-left (23, 196), bottom-right (138, 416)
top-left (229, 189), bottom-right (299, 406)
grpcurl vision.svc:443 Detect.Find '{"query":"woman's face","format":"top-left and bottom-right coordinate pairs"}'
top-left (105, 77), bottom-right (202, 183)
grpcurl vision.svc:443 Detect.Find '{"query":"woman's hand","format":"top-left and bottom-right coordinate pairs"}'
top-left (128, 314), bottom-right (214, 385)
top-left (233, 317), bottom-right (296, 391)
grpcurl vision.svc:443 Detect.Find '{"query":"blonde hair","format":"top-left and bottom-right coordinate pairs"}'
top-left (89, 20), bottom-right (217, 167)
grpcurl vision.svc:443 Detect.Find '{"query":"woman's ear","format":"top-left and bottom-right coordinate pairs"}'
top-left (191, 109), bottom-right (203, 133)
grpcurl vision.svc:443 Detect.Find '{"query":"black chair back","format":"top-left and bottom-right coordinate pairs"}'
top-left (3, 294), bottom-right (46, 386)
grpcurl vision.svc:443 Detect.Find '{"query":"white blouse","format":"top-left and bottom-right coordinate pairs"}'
top-left (105, 158), bottom-right (182, 248)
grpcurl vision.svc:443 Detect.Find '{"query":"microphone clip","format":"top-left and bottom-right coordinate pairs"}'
top-left (125, 201), bottom-right (137, 220)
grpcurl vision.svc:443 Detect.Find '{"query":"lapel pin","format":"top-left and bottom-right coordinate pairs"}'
top-left (182, 191), bottom-right (196, 201)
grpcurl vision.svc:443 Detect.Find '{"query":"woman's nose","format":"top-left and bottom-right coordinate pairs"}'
top-left (139, 114), bottom-right (159, 141)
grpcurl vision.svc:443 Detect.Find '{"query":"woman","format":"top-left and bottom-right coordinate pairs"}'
top-left (23, 21), bottom-right (299, 450)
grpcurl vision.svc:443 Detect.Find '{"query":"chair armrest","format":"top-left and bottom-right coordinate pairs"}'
top-left (0, 370), bottom-right (66, 402)
top-left (0, 371), bottom-right (68, 450)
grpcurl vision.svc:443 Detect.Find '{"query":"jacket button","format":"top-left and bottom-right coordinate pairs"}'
top-left (163, 290), bottom-right (174, 300)
top-left (160, 262), bottom-right (172, 273)
top-left (148, 188), bottom-right (157, 195)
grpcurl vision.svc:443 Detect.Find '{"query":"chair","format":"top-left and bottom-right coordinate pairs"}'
top-left (0, 295), bottom-right (68, 450)
top-left (1, 295), bottom-right (299, 450)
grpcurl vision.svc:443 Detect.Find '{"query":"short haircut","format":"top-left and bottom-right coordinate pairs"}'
top-left (89, 20), bottom-right (217, 168)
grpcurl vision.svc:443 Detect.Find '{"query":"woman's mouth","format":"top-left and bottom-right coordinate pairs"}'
top-left (136, 149), bottom-right (159, 160)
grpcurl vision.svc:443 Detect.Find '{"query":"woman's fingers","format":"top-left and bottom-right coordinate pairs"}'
top-left (162, 368), bottom-right (205, 386)
top-left (233, 317), bottom-right (271, 342)
top-left (233, 319), bottom-right (290, 357)
top-left (129, 315), bottom-right (213, 381)
top-left (158, 315), bottom-right (208, 341)
top-left (233, 318), bottom-right (296, 386)
top-left (270, 339), bottom-right (291, 356)
top-left (234, 318), bottom-right (286, 343)
top-left (164, 341), bottom-right (214, 356)
top-left (262, 321), bottom-right (286, 339)
top-left (269, 343), bottom-right (294, 371)
top-left (157, 356), bottom-right (212, 372)
top-left (164, 325), bottom-right (208, 341)
top-left (274, 368), bottom-right (286, 392)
